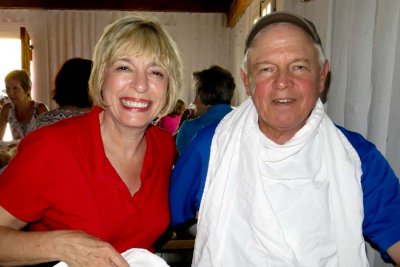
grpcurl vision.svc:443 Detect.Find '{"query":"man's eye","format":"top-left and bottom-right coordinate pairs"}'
top-left (293, 65), bottom-right (306, 71)
top-left (259, 67), bottom-right (273, 73)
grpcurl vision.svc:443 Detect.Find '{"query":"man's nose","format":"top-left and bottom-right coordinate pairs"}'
top-left (272, 71), bottom-right (293, 90)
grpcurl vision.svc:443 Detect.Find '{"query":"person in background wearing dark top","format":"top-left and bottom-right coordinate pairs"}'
top-left (170, 12), bottom-right (400, 266)
top-left (0, 70), bottom-right (48, 140)
top-left (175, 65), bottom-right (235, 153)
top-left (37, 58), bottom-right (93, 128)
top-left (156, 98), bottom-right (186, 135)
top-left (0, 14), bottom-right (182, 267)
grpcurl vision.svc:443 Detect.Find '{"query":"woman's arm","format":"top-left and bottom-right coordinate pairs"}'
top-left (0, 103), bottom-right (11, 140)
top-left (0, 205), bottom-right (129, 267)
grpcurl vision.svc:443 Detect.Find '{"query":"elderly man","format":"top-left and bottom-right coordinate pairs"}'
top-left (170, 11), bottom-right (400, 266)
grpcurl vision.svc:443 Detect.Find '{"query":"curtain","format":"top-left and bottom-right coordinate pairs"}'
top-left (277, 1), bottom-right (400, 266)
top-left (0, 10), bottom-right (235, 109)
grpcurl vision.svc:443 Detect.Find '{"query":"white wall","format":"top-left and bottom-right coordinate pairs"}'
top-left (0, 10), bottom-right (236, 108)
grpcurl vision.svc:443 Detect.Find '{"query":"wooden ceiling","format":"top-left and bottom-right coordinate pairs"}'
top-left (0, 0), bottom-right (253, 27)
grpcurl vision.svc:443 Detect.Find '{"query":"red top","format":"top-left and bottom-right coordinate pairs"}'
top-left (0, 107), bottom-right (175, 253)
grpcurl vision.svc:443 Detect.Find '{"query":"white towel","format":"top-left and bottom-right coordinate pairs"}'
top-left (193, 99), bottom-right (369, 267)
top-left (53, 248), bottom-right (169, 267)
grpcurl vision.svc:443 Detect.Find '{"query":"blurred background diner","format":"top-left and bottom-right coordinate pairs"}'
top-left (0, 69), bottom-right (48, 141)
top-left (175, 65), bottom-right (235, 153)
top-left (37, 57), bottom-right (93, 127)
top-left (156, 98), bottom-right (186, 135)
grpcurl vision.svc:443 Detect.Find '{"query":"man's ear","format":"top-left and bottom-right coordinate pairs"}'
top-left (319, 60), bottom-right (330, 94)
top-left (240, 69), bottom-right (252, 96)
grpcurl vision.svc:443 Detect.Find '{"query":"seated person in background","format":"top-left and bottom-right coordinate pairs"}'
top-left (177, 102), bottom-right (197, 128)
top-left (0, 14), bottom-right (183, 266)
top-left (0, 70), bottom-right (48, 140)
top-left (37, 58), bottom-right (93, 127)
top-left (175, 65), bottom-right (235, 153)
top-left (170, 12), bottom-right (400, 266)
top-left (156, 98), bottom-right (186, 135)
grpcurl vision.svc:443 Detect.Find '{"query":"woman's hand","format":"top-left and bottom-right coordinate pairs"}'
top-left (52, 230), bottom-right (129, 267)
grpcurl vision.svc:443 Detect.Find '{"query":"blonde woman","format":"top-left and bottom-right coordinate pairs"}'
top-left (0, 14), bottom-right (182, 266)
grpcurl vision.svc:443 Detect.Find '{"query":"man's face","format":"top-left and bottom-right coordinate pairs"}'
top-left (242, 23), bottom-right (329, 144)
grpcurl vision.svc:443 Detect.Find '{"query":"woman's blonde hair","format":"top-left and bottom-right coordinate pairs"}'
top-left (170, 99), bottom-right (186, 116)
top-left (5, 69), bottom-right (32, 97)
top-left (89, 14), bottom-right (183, 118)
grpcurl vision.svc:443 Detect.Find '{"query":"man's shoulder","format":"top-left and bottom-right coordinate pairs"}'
top-left (193, 120), bottom-right (220, 143)
top-left (178, 120), bottom-right (219, 157)
top-left (336, 125), bottom-right (376, 157)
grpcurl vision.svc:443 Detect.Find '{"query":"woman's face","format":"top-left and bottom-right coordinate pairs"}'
top-left (5, 78), bottom-right (30, 103)
top-left (101, 54), bottom-right (169, 131)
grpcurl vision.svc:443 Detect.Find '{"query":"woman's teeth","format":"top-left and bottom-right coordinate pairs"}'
top-left (121, 99), bottom-right (149, 108)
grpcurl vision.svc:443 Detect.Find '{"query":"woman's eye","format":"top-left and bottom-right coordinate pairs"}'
top-left (116, 66), bottom-right (129, 71)
top-left (152, 71), bottom-right (164, 77)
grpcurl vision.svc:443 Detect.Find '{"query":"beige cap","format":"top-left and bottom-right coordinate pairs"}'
top-left (245, 11), bottom-right (322, 53)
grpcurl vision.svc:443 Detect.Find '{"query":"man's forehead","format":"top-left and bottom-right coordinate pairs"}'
top-left (249, 23), bottom-right (316, 50)
top-left (244, 12), bottom-right (321, 54)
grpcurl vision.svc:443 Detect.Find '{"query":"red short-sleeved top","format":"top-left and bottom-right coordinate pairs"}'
top-left (0, 107), bottom-right (175, 253)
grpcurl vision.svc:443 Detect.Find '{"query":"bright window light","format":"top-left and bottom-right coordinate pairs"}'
top-left (0, 38), bottom-right (21, 97)
top-left (262, 3), bottom-right (272, 16)
top-left (0, 38), bottom-right (21, 141)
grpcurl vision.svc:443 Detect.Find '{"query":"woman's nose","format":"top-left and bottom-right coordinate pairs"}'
top-left (131, 71), bottom-right (148, 94)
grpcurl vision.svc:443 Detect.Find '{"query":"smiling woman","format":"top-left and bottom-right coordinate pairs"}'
top-left (0, 14), bottom-right (183, 267)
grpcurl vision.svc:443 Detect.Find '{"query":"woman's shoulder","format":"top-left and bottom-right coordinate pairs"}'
top-left (33, 101), bottom-right (49, 114)
top-left (148, 124), bottom-right (174, 146)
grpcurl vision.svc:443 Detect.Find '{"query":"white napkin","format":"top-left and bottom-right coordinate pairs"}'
top-left (53, 248), bottom-right (170, 267)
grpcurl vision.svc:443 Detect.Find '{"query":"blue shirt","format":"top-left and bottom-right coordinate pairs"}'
top-left (175, 104), bottom-right (232, 153)
top-left (170, 122), bottom-right (400, 260)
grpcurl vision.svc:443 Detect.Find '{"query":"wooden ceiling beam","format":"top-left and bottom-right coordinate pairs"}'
top-left (226, 0), bottom-right (253, 27)
top-left (0, 0), bottom-right (231, 13)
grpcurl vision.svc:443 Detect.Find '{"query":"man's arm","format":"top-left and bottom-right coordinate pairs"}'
top-left (338, 126), bottom-right (400, 263)
top-left (387, 241), bottom-right (400, 266)
top-left (170, 122), bottom-right (217, 227)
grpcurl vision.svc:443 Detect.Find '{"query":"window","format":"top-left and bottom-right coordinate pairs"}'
top-left (254, 0), bottom-right (276, 24)
top-left (0, 37), bottom-right (21, 141)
